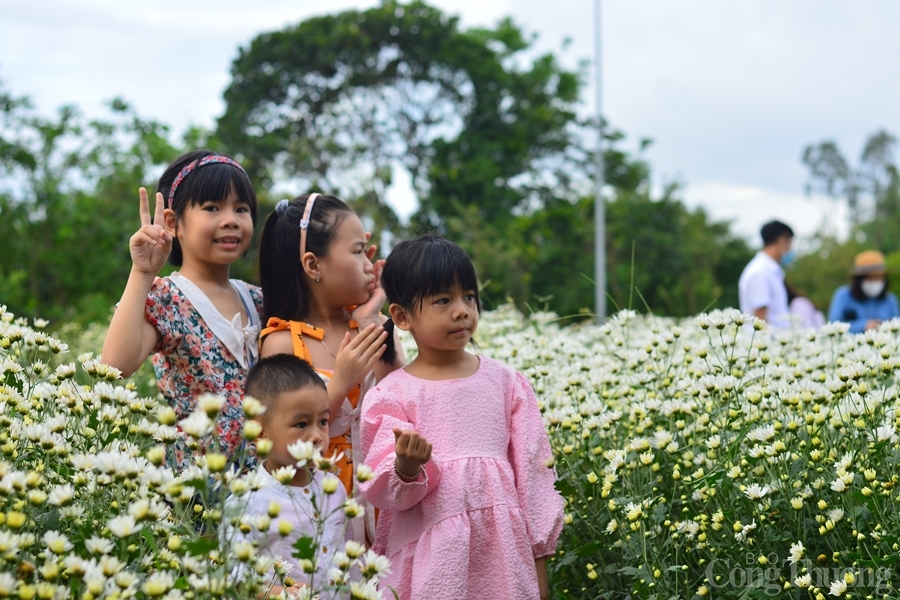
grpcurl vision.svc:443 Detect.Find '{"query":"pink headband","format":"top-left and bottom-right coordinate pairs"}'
top-left (299, 193), bottom-right (320, 257)
top-left (167, 155), bottom-right (248, 208)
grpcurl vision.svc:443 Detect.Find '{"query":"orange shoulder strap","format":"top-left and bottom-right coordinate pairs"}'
top-left (260, 318), bottom-right (326, 363)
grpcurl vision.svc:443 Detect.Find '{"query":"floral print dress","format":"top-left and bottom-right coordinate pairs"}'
top-left (145, 273), bottom-right (264, 471)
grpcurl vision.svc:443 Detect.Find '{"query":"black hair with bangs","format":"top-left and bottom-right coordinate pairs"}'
top-left (258, 193), bottom-right (354, 323)
top-left (245, 354), bottom-right (326, 422)
top-left (380, 234), bottom-right (481, 362)
top-left (156, 149), bottom-right (258, 266)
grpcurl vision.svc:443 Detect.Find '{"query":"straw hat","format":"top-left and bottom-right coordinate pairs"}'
top-left (853, 250), bottom-right (887, 275)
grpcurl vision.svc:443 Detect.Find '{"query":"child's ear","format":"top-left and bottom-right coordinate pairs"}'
top-left (163, 208), bottom-right (178, 237)
top-left (388, 303), bottom-right (412, 331)
top-left (301, 252), bottom-right (320, 282)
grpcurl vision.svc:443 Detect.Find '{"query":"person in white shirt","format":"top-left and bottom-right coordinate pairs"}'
top-left (738, 220), bottom-right (795, 329)
top-left (221, 354), bottom-right (347, 598)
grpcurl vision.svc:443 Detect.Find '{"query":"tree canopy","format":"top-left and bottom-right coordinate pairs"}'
top-left (218, 1), bottom-right (585, 241)
top-left (0, 84), bottom-right (178, 322)
top-left (803, 130), bottom-right (900, 251)
top-left (218, 0), bottom-right (750, 317)
top-left (0, 0), bottom-right (764, 323)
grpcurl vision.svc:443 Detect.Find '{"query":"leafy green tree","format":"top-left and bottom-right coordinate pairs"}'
top-left (216, 0), bottom-right (586, 298)
top-left (796, 130), bottom-right (900, 316)
top-left (512, 134), bottom-right (752, 318)
top-left (803, 129), bottom-right (900, 252)
top-left (0, 82), bottom-right (180, 323)
top-left (515, 186), bottom-right (752, 319)
top-left (217, 1), bottom-right (757, 317)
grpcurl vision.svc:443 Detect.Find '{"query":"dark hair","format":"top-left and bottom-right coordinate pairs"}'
top-left (760, 220), bottom-right (794, 246)
top-left (258, 194), bottom-right (354, 322)
top-left (245, 354), bottom-right (326, 419)
top-left (850, 274), bottom-right (890, 301)
top-left (156, 150), bottom-right (258, 266)
top-left (785, 281), bottom-right (820, 310)
top-left (785, 281), bottom-right (800, 305)
top-left (380, 234), bottom-right (481, 363)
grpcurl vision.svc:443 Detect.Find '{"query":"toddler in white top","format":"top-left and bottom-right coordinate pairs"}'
top-left (221, 354), bottom-right (347, 597)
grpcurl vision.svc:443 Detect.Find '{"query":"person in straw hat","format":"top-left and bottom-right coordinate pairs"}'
top-left (827, 250), bottom-right (899, 332)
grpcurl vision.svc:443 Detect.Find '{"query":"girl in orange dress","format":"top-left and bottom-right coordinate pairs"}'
top-left (257, 193), bottom-right (403, 544)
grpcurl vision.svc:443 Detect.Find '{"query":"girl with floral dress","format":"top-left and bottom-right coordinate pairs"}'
top-left (257, 193), bottom-right (404, 544)
top-left (101, 150), bottom-right (263, 471)
top-left (359, 234), bottom-right (564, 600)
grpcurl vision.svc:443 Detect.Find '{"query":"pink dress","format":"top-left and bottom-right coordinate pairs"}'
top-left (359, 356), bottom-right (564, 600)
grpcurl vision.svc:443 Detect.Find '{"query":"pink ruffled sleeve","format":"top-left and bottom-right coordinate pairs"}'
top-left (359, 382), bottom-right (441, 512)
top-left (509, 371), bottom-right (565, 558)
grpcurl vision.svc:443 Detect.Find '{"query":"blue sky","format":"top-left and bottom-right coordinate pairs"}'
top-left (2, 0), bottom-right (897, 244)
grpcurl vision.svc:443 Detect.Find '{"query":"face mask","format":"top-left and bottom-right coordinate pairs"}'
top-left (862, 280), bottom-right (886, 298)
top-left (779, 250), bottom-right (795, 268)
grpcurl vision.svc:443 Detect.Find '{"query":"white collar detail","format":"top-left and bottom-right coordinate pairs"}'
top-left (168, 273), bottom-right (259, 369)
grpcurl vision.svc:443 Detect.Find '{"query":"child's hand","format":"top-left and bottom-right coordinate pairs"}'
top-left (130, 187), bottom-right (171, 276)
top-left (392, 427), bottom-right (432, 477)
top-left (331, 323), bottom-right (388, 396)
top-left (351, 257), bottom-right (387, 327)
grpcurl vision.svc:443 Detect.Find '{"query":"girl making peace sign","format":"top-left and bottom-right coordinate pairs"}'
top-left (101, 150), bottom-right (263, 471)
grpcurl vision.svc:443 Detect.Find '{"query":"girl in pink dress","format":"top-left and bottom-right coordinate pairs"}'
top-left (359, 234), bottom-right (564, 599)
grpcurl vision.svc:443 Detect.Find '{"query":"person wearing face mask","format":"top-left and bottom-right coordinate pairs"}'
top-left (828, 250), bottom-right (899, 333)
top-left (739, 220), bottom-right (795, 329)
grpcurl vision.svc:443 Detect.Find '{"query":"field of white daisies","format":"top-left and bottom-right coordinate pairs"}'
top-left (6, 303), bottom-right (900, 599)
top-left (0, 305), bottom-right (387, 600)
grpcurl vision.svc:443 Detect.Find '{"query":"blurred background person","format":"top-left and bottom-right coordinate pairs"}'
top-left (786, 282), bottom-right (825, 330)
top-left (739, 220), bottom-right (795, 329)
top-left (828, 250), bottom-right (899, 332)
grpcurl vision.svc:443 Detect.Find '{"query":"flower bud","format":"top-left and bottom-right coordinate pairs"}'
top-left (256, 439), bottom-right (273, 458)
top-left (244, 420), bottom-right (263, 441)
top-left (206, 454), bottom-right (227, 473)
top-left (322, 476), bottom-right (339, 495)
top-left (278, 520), bottom-right (293, 537)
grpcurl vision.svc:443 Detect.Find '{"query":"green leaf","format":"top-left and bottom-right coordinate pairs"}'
top-left (554, 478), bottom-right (576, 497)
top-left (291, 536), bottom-right (316, 561)
top-left (184, 538), bottom-right (218, 557)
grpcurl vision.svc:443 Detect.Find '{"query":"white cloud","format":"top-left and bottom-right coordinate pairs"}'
top-left (682, 181), bottom-right (849, 245)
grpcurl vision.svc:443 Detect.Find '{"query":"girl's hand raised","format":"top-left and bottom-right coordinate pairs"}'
top-left (130, 187), bottom-right (172, 276)
top-left (392, 427), bottom-right (432, 479)
top-left (351, 235), bottom-right (387, 326)
top-left (330, 323), bottom-right (388, 399)
top-left (352, 259), bottom-right (387, 326)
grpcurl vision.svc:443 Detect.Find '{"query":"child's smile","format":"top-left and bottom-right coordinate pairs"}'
top-left (172, 187), bottom-right (253, 267)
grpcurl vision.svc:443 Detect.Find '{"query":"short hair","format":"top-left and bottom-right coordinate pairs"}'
top-left (245, 354), bottom-right (326, 419)
top-left (156, 149), bottom-right (258, 266)
top-left (380, 234), bottom-right (481, 364)
top-left (760, 220), bottom-right (794, 246)
top-left (382, 234), bottom-right (482, 314)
